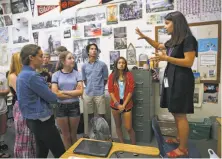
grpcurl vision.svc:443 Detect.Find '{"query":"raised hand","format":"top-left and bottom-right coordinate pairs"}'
top-left (135, 27), bottom-right (146, 40)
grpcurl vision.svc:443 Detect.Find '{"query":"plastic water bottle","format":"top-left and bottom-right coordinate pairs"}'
top-left (208, 149), bottom-right (219, 158)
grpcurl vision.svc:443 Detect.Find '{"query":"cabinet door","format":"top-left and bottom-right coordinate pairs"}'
top-left (133, 120), bottom-right (153, 143)
top-left (133, 87), bottom-right (153, 103)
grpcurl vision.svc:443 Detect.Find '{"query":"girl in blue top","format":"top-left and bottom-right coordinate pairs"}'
top-left (52, 51), bottom-right (83, 150)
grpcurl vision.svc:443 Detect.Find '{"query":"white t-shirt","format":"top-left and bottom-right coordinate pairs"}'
top-left (0, 73), bottom-right (8, 115)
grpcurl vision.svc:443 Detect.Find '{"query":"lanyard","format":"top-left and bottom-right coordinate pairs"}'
top-left (168, 47), bottom-right (174, 56)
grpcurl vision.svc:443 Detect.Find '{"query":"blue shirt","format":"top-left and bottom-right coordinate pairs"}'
top-left (82, 60), bottom-right (108, 96)
top-left (118, 80), bottom-right (125, 99)
top-left (52, 70), bottom-right (82, 103)
top-left (16, 65), bottom-right (57, 120)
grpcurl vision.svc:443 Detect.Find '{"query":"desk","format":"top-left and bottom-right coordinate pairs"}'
top-left (216, 118), bottom-right (221, 158)
top-left (60, 138), bottom-right (160, 158)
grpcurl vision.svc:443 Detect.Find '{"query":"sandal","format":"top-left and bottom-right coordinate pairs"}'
top-left (165, 138), bottom-right (180, 144)
top-left (167, 148), bottom-right (188, 158)
top-left (0, 152), bottom-right (10, 158)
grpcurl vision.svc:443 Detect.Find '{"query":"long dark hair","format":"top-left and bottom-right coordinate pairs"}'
top-left (56, 51), bottom-right (72, 70)
top-left (112, 57), bottom-right (129, 84)
top-left (165, 11), bottom-right (193, 47)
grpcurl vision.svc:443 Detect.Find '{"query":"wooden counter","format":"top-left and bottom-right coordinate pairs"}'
top-left (60, 138), bottom-right (160, 158)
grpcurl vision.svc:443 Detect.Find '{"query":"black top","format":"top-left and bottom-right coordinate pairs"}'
top-left (160, 35), bottom-right (198, 114)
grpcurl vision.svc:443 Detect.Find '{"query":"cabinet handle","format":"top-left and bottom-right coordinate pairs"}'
top-left (136, 82), bottom-right (144, 85)
top-left (136, 114), bottom-right (143, 117)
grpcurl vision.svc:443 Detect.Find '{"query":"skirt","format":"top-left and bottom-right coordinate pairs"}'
top-left (13, 101), bottom-right (36, 158)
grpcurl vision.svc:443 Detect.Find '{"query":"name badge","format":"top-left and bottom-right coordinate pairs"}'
top-left (164, 77), bottom-right (169, 88)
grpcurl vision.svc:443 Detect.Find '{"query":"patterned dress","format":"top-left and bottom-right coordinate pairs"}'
top-left (13, 101), bottom-right (36, 158)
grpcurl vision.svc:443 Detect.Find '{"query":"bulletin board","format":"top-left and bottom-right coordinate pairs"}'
top-left (155, 21), bottom-right (221, 84)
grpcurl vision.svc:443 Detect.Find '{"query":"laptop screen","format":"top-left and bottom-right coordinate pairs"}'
top-left (73, 139), bottom-right (113, 157)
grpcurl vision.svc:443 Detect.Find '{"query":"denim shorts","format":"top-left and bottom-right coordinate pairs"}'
top-left (56, 102), bottom-right (80, 118)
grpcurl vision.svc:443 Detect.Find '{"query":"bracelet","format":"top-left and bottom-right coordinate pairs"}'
top-left (114, 102), bottom-right (119, 107)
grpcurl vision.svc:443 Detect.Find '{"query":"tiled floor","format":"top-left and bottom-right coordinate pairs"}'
top-left (3, 119), bottom-right (218, 158)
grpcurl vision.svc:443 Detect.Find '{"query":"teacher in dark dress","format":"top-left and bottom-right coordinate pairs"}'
top-left (136, 11), bottom-right (197, 158)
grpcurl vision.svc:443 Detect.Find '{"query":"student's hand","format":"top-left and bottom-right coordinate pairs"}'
top-left (135, 27), bottom-right (146, 40)
top-left (151, 50), bottom-right (168, 62)
top-left (117, 105), bottom-right (125, 111)
top-left (76, 84), bottom-right (82, 90)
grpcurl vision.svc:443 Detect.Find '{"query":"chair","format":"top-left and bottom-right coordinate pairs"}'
top-left (152, 117), bottom-right (201, 158)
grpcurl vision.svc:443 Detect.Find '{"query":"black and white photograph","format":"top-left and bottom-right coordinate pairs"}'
top-left (0, 27), bottom-right (9, 43)
top-left (203, 83), bottom-right (219, 104)
top-left (61, 16), bottom-right (76, 26)
top-left (32, 19), bottom-right (60, 30)
top-left (146, 0), bottom-right (174, 13)
top-left (73, 38), bottom-right (100, 64)
top-left (0, 1), bottom-right (12, 15)
top-left (10, 0), bottom-right (29, 14)
top-left (110, 51), bottom-right (120, 70)
top-left (119, 0), bottom-right (142, 21)
top-left (12, 17), bottom-right (29, 44)
top-left (114, 27), bottom-right (127, 50)
top-left (102, 27), bottom-right (112, 36)
top-left (126, 43), bottom-right (136, 65)
top-left (38, 30), bottom-right (61, 56)
top-left (77, 13), bottom-right (105, 24)
top-left (3, 15), bottom-right (12, 26)
top-left (84, 23), bottom-right (101, 37)
top-left (114, 27), bottom-right (126, 38)
top-left (114, 38), bottom-right (127, 50)
top-left (32, 32), bottom-right (39, 45)
top-left (64, 28), bottom-right (71, 38)
top-left (0, 16), bottom-right (5, 27)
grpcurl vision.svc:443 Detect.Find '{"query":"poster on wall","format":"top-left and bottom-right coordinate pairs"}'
top-left (110, 51), bottom-right (120, 70)
top-left (114, 27), bottom-right (127, 50)
top-left (146, 0), bottom-right (174, 13)
top-left (119, 0), bottom-right (142, 21)
top-left (10, 0), bottom-right (29, 14)
top-left (107, 5), bottom-right (118, 25)
top-left (77, 12), bottom-right (105, 24)
top-left (203, 83), bottom-right (219, 104)
top-left (64, 27), bottom-right (71, 38)
top-left (60, 0), bottom-right (85, 12)
top-left (32, 32), bottom-right (39, 45)
top-left (38, 30), bottom-right (61, 56)
top-left (84, 23), bottom-right (101, 37)
top-left (102, 27), bottom-right (112, 36)
top-left (0, 27), bottom-right (9, 43)
top-left (198, 38), bottom-right (218, 81)
top-left (32, 18), bottom-right (60, 30)
top-left (0, 16), bottom-right (5, 27)
top-left (37, 5), bottom-right (58, 16)
top-left (0, 44), bottom-right (8, 66)
top-left (126, 43), bottom-right (136, 65)
top-left (176, 0), bottom-right (221, 22)
top-left (0, 0), bottom-right (12, 15)
top-left (12, 17), bottom-right (29, 44)
top-left (147, 13), bottom-right (167, 25)
top-left (73, 38), bottom-right (100, 64)
top-left (61, 16), bottom-right (75, 26)
top-left (3, 15), bottom-right (12, 26)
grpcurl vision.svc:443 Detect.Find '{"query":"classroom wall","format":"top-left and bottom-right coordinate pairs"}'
top-left (0, 0), bottom-right (221, 118)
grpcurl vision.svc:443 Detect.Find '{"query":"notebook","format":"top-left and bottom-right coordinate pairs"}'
top-left (73, 139), bottom-right (112, 157)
